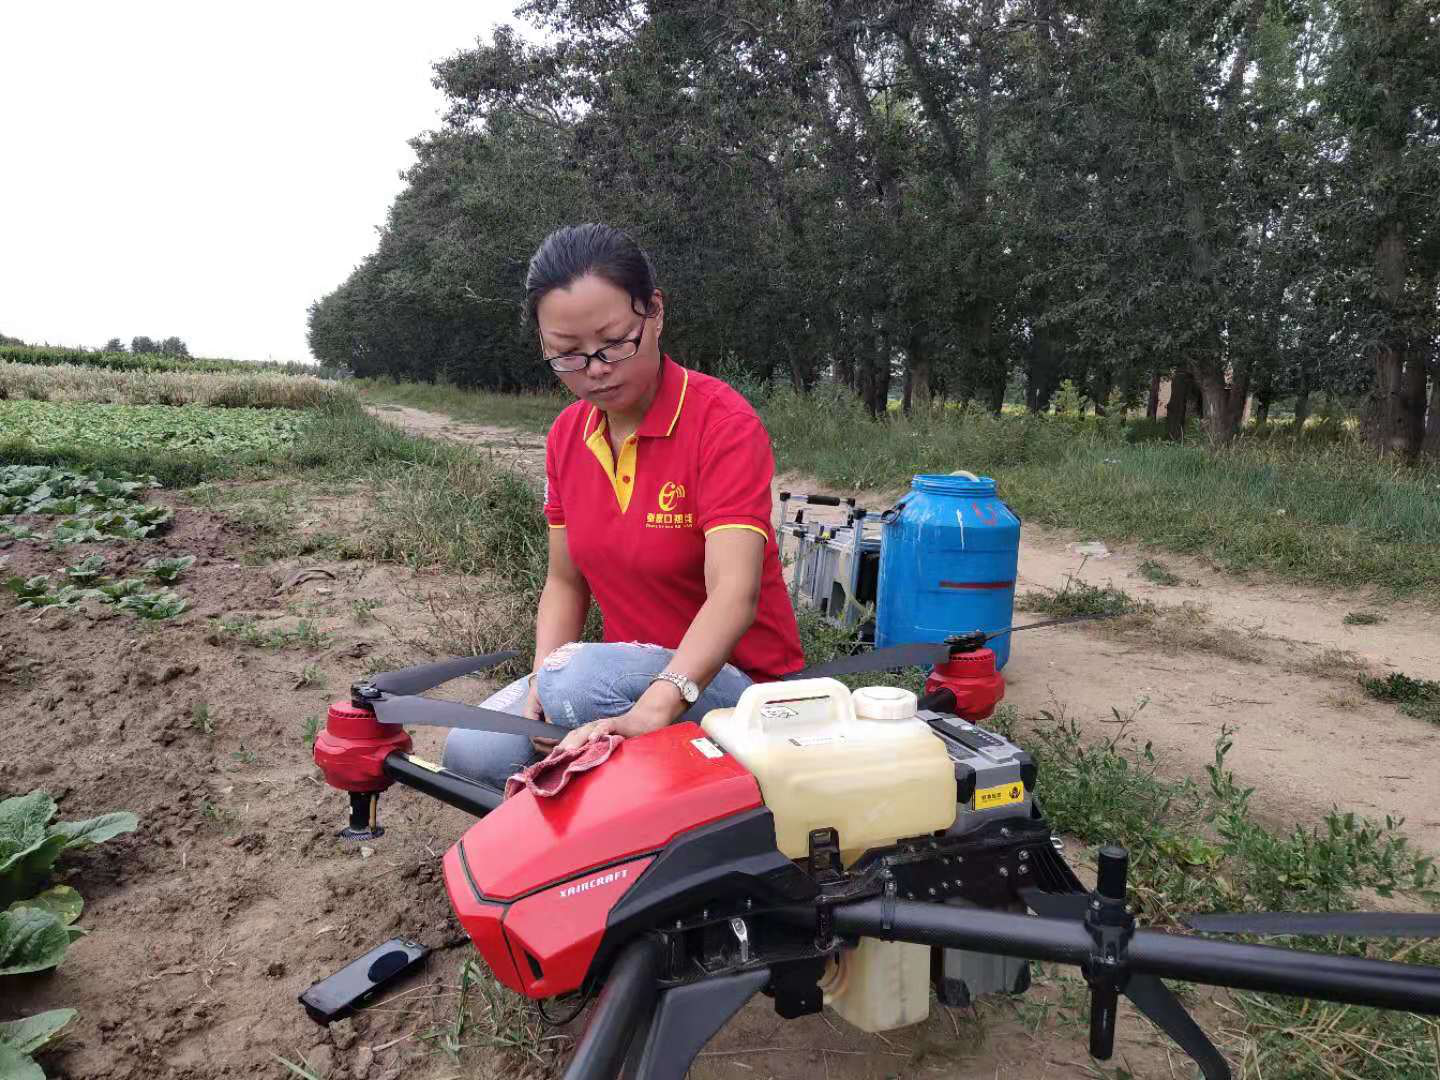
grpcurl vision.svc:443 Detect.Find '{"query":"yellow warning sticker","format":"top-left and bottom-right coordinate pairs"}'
top-left (975, 781), bottom-right (1026, 810)
top-left (407, 754), bottom-right (444, 773)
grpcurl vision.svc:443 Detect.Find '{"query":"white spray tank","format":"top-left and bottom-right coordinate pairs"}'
top-left (702, 679), bottom-right (956, 1031)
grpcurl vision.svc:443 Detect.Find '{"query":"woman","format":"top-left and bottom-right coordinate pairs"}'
top-left (443, 224), bottom-right (805, 789)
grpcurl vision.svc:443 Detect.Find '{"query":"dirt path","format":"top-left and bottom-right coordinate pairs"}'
top-left (367, 404), bottom-right (1440, 848)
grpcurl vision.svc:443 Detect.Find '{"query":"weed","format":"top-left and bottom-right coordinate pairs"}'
top-left (231, 745), bottom-right (259, 766)
top-left (350, 597), bottom-right (382, 624)
top-left (1360, 671), bottom-right (1440, 723)
top-left (218, 616), bottom-right (332, 651)
top-left (1136, 558), bottom-right (1182, 586)
top-left (413, 957), bottom-right (557, 1072)
top-left (301, 714), bottom-right (322, 745)
top-left (190, 703), bottom-right (215, 735)
top-left (294, 664), bottom-right (327, 690)
top-left (1342, 611), bottom-right (1385, 626)
top-left (361, 654), bottom-right (408, 678)
top-left (199, 801), bottom-right (238, 830)
top-left (1018, 573), bottom-right (1143, 619)
top-left (1007, 705), bottom-right (1439, 1076)
top-left (271, 1053), bottom-right (323, 1080)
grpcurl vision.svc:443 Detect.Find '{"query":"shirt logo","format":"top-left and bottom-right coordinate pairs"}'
top-left (658, 481), bottom-right (686, 512)
top-left (648, 481), bottom-right (694, 529)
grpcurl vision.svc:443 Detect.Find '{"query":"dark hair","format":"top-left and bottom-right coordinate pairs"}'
top-left (524, 223), bottom-right (659, 323)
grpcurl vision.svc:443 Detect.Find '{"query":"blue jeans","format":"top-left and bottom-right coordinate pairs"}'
top-left (441, 642), bottom-right (753, 789)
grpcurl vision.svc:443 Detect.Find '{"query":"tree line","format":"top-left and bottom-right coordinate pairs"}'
top-left (308, 0), bottom-right (1439, 453)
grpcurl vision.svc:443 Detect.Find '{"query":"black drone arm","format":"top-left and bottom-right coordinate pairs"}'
top-left (819, 900), bottom-right (1440, 1016)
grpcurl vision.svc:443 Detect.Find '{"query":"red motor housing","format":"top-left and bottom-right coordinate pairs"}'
top-left (314, 700), bottom-right (412, 792)
top-left (925, 647), bottom-right (1005, 722)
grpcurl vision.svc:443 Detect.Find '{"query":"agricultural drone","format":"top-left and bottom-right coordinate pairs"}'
top-left (311, 630), bottom-right (1440, 1080)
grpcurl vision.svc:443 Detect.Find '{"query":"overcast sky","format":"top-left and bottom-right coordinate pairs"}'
top-left (1, 1), bottom-right (519, 363)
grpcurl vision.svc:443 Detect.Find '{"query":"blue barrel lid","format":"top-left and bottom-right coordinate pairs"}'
top-left (911, 473), bottom-right (998, 497)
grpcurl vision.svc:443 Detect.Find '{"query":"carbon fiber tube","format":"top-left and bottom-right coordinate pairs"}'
top-left (1126, 930), bottom-right (1440, 1015)
top-left (825, 900), bottom-right (1440, 1015)
top-left (382, 753), bottom-right (503, 816)
top-left (563, 937), bottom-right (661, 1080)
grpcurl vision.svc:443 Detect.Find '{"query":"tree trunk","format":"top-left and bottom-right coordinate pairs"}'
top-left (1166, 366), bottom-right (1191, 440)
top-left (907, 331), bottom-right (931, 416)
top-left (1426, 359), bottom-right (1440, 455)
top-left (1147, 372), bottom-right (1162, 420)
top-left (1195, 362), bottom-right (1250, 443)
top-left (1293, 369), bottom-right (1311, 430)
top-left (1401, 356), bottom-right (1427, 458)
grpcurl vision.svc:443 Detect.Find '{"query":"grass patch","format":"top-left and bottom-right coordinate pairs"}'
top-left (348, 379), bottom-right (1440, 598)
top-left (762, 387), bottom-right (1440, 598)
top-left (190, 703), bottom-right (215, 735)
top-left (1017, 576), bottom-right (1144, 618)
top-left (354, 379), bottom-right (566, 434)
top-left (1360, 672), bottom-right (1440, 723)
top-left (1343, 610), bottom-right (1385, 626)
top-left (217, 616), bottom-right (332, 651)
top-left (995, 705), bottom-right (1440, 1077)
top-left (1136, 558), bottom-right (1182, 586)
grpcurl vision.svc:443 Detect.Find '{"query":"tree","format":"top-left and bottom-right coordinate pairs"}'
top-left (159, 336), bottom-right (189, 358)
top-left (130, 336), bottom-right (159, 355)
top-left (102, 338), bottom-right (126, 353)
top-left (305, 0), bottom-right (1439, 452)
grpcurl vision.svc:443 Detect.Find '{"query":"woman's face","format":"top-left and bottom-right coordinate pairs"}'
top-left (536, 273), bottom-right (664, 417)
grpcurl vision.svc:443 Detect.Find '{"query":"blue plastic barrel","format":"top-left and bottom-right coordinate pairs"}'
top-left (876, 474), bottom-right (1021, 669)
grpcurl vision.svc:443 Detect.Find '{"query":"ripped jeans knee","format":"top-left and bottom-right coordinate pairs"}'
top-left (535, 642), bottom-right (752, 729)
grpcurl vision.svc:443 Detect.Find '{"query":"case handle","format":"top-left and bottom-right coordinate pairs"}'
top-left (735, 677), bottom-right (856, 737)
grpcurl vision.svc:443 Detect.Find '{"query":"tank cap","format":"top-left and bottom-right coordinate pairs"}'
top-left (852, 686), bottom-right (918, 721)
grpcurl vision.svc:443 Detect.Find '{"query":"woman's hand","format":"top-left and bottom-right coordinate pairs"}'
top-left (557, 717), bottom-right (619, 752)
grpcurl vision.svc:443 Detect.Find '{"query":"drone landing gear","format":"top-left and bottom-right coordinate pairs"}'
top-left (340, 791), bottom-right (383, 841)
top-left (1021, 847), bottom-right (1232, 1080)
top-left (621, 968), bottom-right (770, 1080)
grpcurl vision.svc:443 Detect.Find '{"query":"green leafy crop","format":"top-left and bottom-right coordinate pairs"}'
top-left (0, 1008), bottom-right (78, 1080)
top-left (143, 554), bottom-right (195, 583)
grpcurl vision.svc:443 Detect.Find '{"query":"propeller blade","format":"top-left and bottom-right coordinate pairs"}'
top-left (371, 694), bottom-right (556, 742)
top-left (786, 641), bottom-right (950, 680)
top-left (983, 612), bottom-right (1116, 643)
top-left (1124, 974), bottom-right (1231, 1080)
top-left (366, 651), bottom-right (518, 697)
top-left (1182, 912), bottom-right (1440, 939)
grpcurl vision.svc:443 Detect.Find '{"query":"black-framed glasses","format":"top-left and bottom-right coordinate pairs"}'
top-left (542, 316), bottom-right (649, 373)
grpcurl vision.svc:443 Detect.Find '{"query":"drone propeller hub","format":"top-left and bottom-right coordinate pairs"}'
top-left (314, 699), bottom-right (412, 793)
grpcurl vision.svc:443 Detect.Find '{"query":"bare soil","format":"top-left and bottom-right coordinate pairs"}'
top-left (4, 408), bottom-right (1434, 1080)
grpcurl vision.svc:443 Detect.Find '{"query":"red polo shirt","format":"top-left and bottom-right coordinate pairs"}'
top-left (543, 356), bottom-right (804, 683)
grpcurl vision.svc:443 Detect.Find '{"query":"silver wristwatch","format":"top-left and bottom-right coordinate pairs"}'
top-left (652, 670), bottom-right (700, 704)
